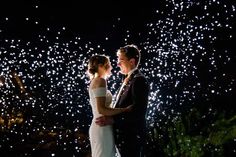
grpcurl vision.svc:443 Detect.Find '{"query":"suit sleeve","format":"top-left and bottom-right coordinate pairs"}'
top-left (131, 76), bottom-right (149, 115)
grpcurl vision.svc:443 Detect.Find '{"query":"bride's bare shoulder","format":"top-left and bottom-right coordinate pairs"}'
top-left (91, 77), bottom-right (106, 89)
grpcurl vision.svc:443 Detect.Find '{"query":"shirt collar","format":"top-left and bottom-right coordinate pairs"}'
top-left (127, 68), bottom-right (137, 78)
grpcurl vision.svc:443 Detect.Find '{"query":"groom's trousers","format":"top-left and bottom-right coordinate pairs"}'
top-left (115, 127), bottom-right (146, 157)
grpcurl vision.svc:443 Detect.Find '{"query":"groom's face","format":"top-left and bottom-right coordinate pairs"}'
top-left (117, 52), bottom-right (131, 75)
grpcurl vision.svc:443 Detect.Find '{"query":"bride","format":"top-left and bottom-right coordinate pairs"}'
top-left (87, 55), bottom-right (132, 157)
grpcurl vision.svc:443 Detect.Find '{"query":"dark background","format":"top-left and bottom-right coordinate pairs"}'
top-left (0, 0), bottom-right (155, 42)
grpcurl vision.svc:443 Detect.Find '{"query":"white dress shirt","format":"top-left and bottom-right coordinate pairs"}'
top-left (112, 68), bottom-right (137, 108)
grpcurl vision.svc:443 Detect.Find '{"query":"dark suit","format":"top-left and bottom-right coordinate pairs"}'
top-left (114, 69), bottom-right (149, 157)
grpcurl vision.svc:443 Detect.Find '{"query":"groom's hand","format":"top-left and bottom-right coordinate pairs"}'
top-left (95, 116), bottom-right (114, 126)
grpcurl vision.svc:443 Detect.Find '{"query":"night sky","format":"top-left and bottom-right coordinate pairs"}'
top-left (0, 0), bottom-right (153, 42)
top-left (1, 0), bottom-right (236, 157)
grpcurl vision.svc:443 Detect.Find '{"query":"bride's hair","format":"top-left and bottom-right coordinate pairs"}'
top-left (87, 55), bottom-right (110, 79)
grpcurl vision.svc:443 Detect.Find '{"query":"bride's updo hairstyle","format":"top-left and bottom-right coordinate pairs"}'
top-left (87, 55), bottom-right (110, 79)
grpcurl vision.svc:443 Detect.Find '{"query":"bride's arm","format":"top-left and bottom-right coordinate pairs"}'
top-left (93, 77), bottom-right (132, 116)
top-left (96, 97), bottom-right (131, 116)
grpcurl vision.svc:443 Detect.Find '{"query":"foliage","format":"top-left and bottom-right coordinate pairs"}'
top-left (148, 108), bottom-right (236, 157)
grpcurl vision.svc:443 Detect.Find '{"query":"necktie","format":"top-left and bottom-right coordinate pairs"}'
top-left (112, 75), bottom-right (129, 108)
top-left (123, 76), bottom-right (129, 85)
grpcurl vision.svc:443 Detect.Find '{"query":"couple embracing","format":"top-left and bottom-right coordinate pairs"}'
top-left (87, 44), bottom-right (149, 157)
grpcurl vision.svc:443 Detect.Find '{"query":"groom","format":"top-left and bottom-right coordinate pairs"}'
top-left (96, 44), bottom-right (149, 157)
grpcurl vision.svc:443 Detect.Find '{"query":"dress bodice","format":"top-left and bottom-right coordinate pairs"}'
top-left (89, 87), bottom-right (112, 119)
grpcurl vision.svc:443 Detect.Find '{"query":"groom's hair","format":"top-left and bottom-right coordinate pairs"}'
top-left (118, 44), bottom-right (141, 66)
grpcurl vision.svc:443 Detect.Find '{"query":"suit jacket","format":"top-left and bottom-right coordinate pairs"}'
top-left (113, 69), bottom-right (149, 138)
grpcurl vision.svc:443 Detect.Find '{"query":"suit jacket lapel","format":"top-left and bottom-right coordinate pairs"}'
top-left (113, 69), bottom-right (140, 108)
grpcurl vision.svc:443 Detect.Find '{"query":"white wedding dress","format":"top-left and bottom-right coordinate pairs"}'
top-left (88, 87), bottom-right (117, 157)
